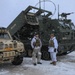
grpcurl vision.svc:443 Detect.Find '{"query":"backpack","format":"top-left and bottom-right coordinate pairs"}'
top-left (49, 39), bottom-right (54, 47)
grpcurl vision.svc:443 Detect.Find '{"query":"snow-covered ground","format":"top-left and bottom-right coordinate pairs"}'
top-left (0, 51), bottom-right (75, 75)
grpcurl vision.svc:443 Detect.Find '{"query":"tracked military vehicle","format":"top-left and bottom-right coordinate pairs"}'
top-left (0, 27), bottom-right (24, 65)
top-left (7, 5), bottom-right (75, 60)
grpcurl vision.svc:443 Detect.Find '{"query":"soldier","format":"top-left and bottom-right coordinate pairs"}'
top-left (48, 33), bottom-right (58, 65)
top-left (31, 33), bottom-right (42, 66)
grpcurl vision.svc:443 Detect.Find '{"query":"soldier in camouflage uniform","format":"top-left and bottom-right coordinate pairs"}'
top-left (31, 33), bottom-right (42, 66)
top-left (48, 33), bottom-right (58, 65)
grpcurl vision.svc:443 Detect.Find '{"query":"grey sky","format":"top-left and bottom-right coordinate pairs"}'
top-left (0, 0), bottom-right (75, 27)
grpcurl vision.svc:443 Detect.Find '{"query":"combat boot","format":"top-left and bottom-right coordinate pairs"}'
top-left (52, 61), bottom-right (56, 65)
top-left (37, 62), bottom-right (42, 64)
top-left (33, 63), bottom-right (37, 66)
top-left (50, 62), bottom-right (53, 64)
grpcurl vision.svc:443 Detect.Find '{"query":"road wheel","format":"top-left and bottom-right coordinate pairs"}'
top-left (42, 51), bottom-right (50, 60)
top-left (28, 50), bottom-right (32, 57)
top-left (61, 52), bottom-right (68, 55)
top-left (12, 56), bottom-right (23, 65)
top-left (23, 50), bottom-right (27, 57)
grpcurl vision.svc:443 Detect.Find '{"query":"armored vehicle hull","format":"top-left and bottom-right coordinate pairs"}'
top-left (7, 6), bottom-right (75, 60)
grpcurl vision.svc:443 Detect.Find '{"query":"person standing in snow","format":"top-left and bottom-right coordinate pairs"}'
top-left (48, 33), bottom-right (58, 65)
top-left (31, 33), bottom-right (42, 66)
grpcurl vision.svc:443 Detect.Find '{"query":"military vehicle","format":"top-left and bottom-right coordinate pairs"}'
top-left (0, 27), bottom-right (24, 65)
top-left (7, 5), bottom-right (75, 60)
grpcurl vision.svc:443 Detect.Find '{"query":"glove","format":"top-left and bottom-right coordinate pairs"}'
top-left (54, 48), bottom-right (56, 52)
top-left (31, 47), bottom-right (34, 50)
top-left (32, 47), bottom-right (35, 50)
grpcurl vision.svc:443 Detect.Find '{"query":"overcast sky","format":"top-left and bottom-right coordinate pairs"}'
top-left (0, 0), bottom-right (75, 27)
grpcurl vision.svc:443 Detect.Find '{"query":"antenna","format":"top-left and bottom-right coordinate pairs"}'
top-left (43, 0), bottom-right (45, 15)
top-left (58, 4), bottom-right (59, 20)
top-left (39, 0), bottom-right (41, 9)
top-left (44, 0), bottom-right (45, 10)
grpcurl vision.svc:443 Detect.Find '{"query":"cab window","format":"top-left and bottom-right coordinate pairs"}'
top-left (0, 33), bottom-right (11, 39)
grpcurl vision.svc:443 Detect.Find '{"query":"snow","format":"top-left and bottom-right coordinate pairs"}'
top-left (0, 69), bottom-right (9, 75)
top-left (0, 51), bottom-right (75, 75)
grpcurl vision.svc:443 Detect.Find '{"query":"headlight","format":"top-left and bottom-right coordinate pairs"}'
top-left (4, 44), bottom-right (13, 50)
top-left (0, 42), bottom-right (4, 49)
top-left (9, 44), bottom-right (13, 48)
top-left (5, 44), bottom-right (8, 48)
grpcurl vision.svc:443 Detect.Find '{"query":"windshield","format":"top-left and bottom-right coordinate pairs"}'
top-left (0, 33), bottom-right (11, 39)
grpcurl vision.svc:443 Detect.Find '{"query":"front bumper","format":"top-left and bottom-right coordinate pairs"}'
top-left (0, 50), bottom-right (24, 61)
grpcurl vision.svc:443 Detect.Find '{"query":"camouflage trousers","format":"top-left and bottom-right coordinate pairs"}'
top-left (50, 52), bottom-right (57, 62)
top-left (32, 47), bottom-right (41, 64)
